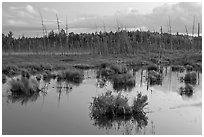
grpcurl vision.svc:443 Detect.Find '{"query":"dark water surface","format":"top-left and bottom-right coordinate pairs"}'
top-left (2, 67), bottom-right (202, 135)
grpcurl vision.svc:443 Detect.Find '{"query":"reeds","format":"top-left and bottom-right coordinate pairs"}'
top-left (90, 92), bottom-right (148, 130)
top-left (179, 84), bottom-right (193, 97)
top-left (171, 65), bottom-right (185, 72)
top-left (2, 65), bottom-right (21, 76)
top-left (112, 73), bottom-right (135, 91)
top-left (9, 77), bottom-right (40, 95)
top-left (147, 70), bottom-right (162, 85)
top-left (2, 74), bottom-right (6, 84)
top-left (57, 69), bottom-right (84, 85)
top-left (184, 71), bottom-right (197, 85)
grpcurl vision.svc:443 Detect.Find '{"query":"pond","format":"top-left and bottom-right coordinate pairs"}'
top-left (2, 66), bottom-right (202, 135)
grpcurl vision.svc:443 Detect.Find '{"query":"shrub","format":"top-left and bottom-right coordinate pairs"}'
top-left (184, 72), bottom-right (197, 85)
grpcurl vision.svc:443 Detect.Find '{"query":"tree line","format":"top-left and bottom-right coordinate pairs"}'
top-left (2, 29), bottom-right (202, 55)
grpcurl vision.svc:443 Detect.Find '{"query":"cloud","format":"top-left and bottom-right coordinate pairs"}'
top-left (7, 19), bottom-right (28, 26)
top-left (25, 5), bottom-right (38, 15)
top-left (68, 2), bottom-right (201, 33)
top-left (43, 7), bottom-right (59, 14)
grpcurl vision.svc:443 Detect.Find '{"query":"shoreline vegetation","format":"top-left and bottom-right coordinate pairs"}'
top-left (2, 50), bottom-right (202, 77)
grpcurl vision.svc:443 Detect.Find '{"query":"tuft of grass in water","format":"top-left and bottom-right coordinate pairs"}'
top-left (9, 77), bottom-right (40, 95)
top-left (21, 69), bottom-right (30, 78)
top-left (90, 92), bottom-right (148, 130)
top-left (112, 73), bottom-right (135, 91)
top-left (43, 71), bottom-right (56, 83)
top-left (98, 63), bottom-right (128, 77)
top-left (185, 64), bottom-right (193, 71)
top-left (35, 74), bottom-right (42, 81)
top-left (147, 64), bottom-right (159, 72)
top-left (73, 64), bottom-right (95, 70)
top-left (2, 74), bottom-right (7, 84)
top-left (147, 70), bottom-right (162, 86)
top-left (57, 69), bottom-right (84, 85)
top-left (179, 84), bottom-right (193, 97)
top-left (184, 72), bottom-right (197, 85)
top-left (20, 63), bottom-right (53, 74)
top-left (2, 65), bottom-right (21, 76)
top-left (171, 65), bottom-right (185, 72)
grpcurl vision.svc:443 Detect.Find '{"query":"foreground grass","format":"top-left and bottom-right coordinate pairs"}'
top-left (90, 91), bottom-right (148, 129)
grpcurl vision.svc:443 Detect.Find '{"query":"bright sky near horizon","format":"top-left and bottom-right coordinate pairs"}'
top-left (2, 2), bottom-right (202, 37)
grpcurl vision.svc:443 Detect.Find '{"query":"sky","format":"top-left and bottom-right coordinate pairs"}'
top-left (2, 2), bottom-right (202, 37)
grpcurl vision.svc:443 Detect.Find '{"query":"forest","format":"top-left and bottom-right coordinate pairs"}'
top-left (2, 29), bottom-right (202, 55)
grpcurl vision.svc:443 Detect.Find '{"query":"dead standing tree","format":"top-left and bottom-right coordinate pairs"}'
top-left (39, 10), bottom-right (46, 53)
top-left (56, 14), bottom-right (63, 54)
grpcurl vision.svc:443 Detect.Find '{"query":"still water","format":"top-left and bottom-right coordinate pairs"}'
top-left (2, 67), bottom-right (202, 135)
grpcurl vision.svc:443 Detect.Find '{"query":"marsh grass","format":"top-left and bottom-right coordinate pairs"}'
top-left (2, 65), bottom-right (21, 76)
top-left (9, 77), bottom-right (40, 95)
top-left (2, 74), bottom-right (7, 84)
top-left (57, 69), bottom-right (84, 85)
top-left (147, 70), bottom-right (162, 85)
top-left (73, 64), bottom-right (95, 70)
top-left (184, 72), bottom-right (197, 85)
top-left (97, 63), bottom-right (135, 91)
top-left (112, 73), bottom-right (135, 91)
top-left (90, 92), bottom-right (148, 130)
top-left (179, 84), bottom-right (193, 97)
top-left (43, 71), bottom-right (57, 83)
top-left (171, 65), bottom-right (185, 72)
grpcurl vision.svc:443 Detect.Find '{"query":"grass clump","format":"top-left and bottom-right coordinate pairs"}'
top-left (90, 92), bottom-right (148, 130)
top-left (147, 64), bottom-right (159, 72)
top-left (179, 84), bottom-right (193, 97)
top-left (147, 70), bottom-right (162, 85)
top-left (171, 65), bottom-right (185, 72)
top-left (9, 77), bottom-right (40, 95)
top-left (90, 91), bottom-right (148, 118)
top-left (97, 63), bottom-right (128, 77)
top-left (2, 74), bottom-right (7, 84)
top-left (2, 65), bottom-right (21, 76)
top-left (112, 73), bottom-right (135, 91)
top-left (57, 69), bottom-right (84, 85)
top-left (184, 72), bottom-right (197, 85)
top-left (73, 64), bottom-right (95, 70)
top-left (43, 71), bottom-right (56, 82)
